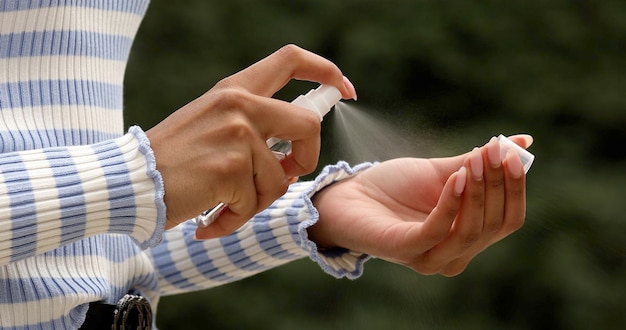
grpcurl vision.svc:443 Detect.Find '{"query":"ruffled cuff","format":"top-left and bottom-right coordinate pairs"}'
top-left (0, 126), bottom-right (165, 265)
top-left (298, 161), bottom-right (376, 279)
top-left (127, 126), bottom-right (166, 249)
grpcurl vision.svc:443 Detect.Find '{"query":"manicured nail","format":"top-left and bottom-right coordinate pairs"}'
top-left (343, 76), bottom-right (358, 101)
top-left (487, 136), bottom-right (501, 168)
top-left (505, 149), bottom-right (524, 179)
top-left (470, 147), bottom-right (483, 180)
top-left (455, 167), bottom-right (467, 196)
top-left (508, 134), bottom-right (534, 148)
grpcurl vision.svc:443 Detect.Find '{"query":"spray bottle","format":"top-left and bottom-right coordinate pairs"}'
top-left (194, 84), bottom-right (342, 227)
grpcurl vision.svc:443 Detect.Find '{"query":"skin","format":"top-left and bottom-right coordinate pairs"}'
top-left (146, 45), bottom-right (357, 235)
top-left (148, 44), bottom-right (531, 277)
top-left (308, 135), bottom-right (532, 276)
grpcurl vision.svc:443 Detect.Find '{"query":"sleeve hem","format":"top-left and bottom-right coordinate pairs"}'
top-left (298, 161), bottom-right (375, 279)
top-left (128, 126), bottom-right (166, 249)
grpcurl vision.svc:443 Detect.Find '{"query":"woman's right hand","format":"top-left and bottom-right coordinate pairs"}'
top-left (145, 45), bottom-right (358, 237)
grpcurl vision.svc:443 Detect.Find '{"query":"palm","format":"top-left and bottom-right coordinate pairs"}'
top-left (313, 156), bottom-right (464, 265)
top-left (311, 135), bottom-right (530, 276)
top-left (357, 157), bottom-right (459, 220)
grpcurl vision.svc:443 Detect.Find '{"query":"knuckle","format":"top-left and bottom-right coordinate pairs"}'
top-left (300, 157), bottom-right (319, 175)
top-left (211, 87), bottom-right (250, 111)
top-left (212, 77), bottom-right (233, 91)
top-left (411, 253), bottom-right (444, 275)
top-left (461, 230), bottom-right (481, 245)
top-left (509, 185), bottom-right (525, 200)
top-left (421, 230), bottom-right (448, 248)
top-left (488, 176), bottom-right (505, 189)
top-left (441, 261), bottom-right (469, 277)
top-left (278, 179), bottom-right (290, 195)
top-left (303, 113), bottom-right (322, 134)
top-left (215, 151), bottom-right (250, 176)
top-left (413, 263), bottom-right (441, 276)
top-left (468, 189), bottom-right (485, 207)
top-left (228, 118), bottom-right (257, 141)
top-left (483, 221), bottom-right (502, 235)
top-left (503, 214), bottom-right (526, 233)
top-left (275, 44), bottom-right (304, 62)
top-left (273, 44), bottom-right (309, 74)
top-left (440, 203), bottom-right (460, 220)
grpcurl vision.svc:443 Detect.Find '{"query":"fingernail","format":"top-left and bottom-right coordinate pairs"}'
top-left (509, 134), bottom-right (534, 148)
top-left (470, 147), bottom-right (483, 180)
top-left (487, 136), bottom-right (501, 168)
top-left (506, 149), bottom-right (524, 179)
top-left (521, 134), bottom-right (534, 147)
top-left (343, 76), bottom-right (358, 101)
top-left (455, 167), bottom-right (467, 196)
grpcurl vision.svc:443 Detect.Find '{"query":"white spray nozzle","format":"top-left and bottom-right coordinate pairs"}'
top-left (291, 84), bottom-right (342, 121)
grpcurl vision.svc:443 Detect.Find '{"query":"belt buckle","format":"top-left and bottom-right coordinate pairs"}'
top-left (113, 294), bottom-right (152, 330)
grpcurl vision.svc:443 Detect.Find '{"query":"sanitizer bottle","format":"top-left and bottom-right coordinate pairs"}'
top-left (195, 84), bottom-right (342, 227)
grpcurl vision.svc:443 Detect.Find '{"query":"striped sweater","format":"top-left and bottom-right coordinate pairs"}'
top-left (0, 1), bottom-right (370, 328)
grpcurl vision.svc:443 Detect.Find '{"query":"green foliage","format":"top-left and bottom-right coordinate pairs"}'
top-left (123, 0), bottom-right (626, 329)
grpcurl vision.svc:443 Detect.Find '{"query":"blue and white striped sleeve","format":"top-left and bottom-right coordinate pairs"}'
top-left (0, 126), bottom-right (166, 266)
top-left (148, 161), bottom-right (374, 296)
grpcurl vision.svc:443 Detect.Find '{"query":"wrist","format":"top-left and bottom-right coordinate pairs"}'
top-left (308, 192), bottom-right (336, 249)
top-left (305, 161), bottom-right (375, 250)
top-left (309, 177), bottom-right (360, 250)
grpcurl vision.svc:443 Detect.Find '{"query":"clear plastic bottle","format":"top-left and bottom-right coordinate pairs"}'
top-left (498, 134), bottom-right (535, 174)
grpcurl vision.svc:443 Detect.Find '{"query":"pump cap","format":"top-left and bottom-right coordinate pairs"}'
top-left (306, 85), bottom-right (342, 118)
top-left (291, 85), bottom-right (342, 121)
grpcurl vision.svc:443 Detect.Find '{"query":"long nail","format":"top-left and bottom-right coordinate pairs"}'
top-left (487, 136), bottom-right (501, 168)
top-left (508, 134), bottom-right (534, 148)
top-left (455, 167), bottom-right (467, 196)
top-left (505, 149), bottom-right (524, 179)
top-left (470, 147), bottom-right (483, 180)
top-left (343, 76), bottom-right (358, 101)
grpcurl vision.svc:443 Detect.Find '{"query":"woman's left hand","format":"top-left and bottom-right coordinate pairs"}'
top-left (309, 135), bottom-right (532, 276)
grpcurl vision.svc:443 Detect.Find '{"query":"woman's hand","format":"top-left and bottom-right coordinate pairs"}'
top-left (309, 135), bottom-right (533, 276)
top-left (146, 45), bottom-right (357, 237)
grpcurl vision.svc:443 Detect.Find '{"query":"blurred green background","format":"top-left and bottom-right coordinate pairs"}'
top-left (123, 0), bottom-right (626, 329)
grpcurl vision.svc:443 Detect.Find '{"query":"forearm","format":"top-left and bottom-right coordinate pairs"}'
top-left (149, 182), bottom-right (314, 296)
top-left (150, 162), bottom-right (374, 296)
top-left (0, 126), bottom-right (165, 266)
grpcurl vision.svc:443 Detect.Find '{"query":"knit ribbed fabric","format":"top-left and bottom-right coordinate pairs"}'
top-left (0, 1), bottom-right (370, 329)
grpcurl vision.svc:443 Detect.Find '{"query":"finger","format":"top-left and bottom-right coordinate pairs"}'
top-left (411, 167), bottom-right (466, 252)
top-left (196, 138), bottom-right (292, 239)
top-left (438, 138), bottom-right (506, 276)
top-left (404, 167), bottom-right (465, 274)
top-left (247, 95), bottom-right (322, 177)
top-left (499, 149), bottom-right (526, 239)
top-left (482, 137), bottom-right (505, 238)
top-left (424, 148), bottom-right (485, 264)
top-left (226, 44), bottom-right (354, 99)
top-left (251, 141), bottom-right (291, 213)
top-left (507, 134), bottom-right (533, 149)
top-left (280, 134), bottom-right (321, 178)
top-left (439, 149), bottom-right (527, 276)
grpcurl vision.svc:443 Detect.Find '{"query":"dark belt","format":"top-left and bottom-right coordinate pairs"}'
top-left (80, 294), bottom-right (152, 330)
